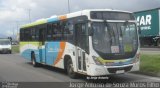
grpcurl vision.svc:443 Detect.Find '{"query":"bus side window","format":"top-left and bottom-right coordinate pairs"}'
top-left (63, 20), bottom-right (74, 43)
top-left (31, 27), bottom-right (36, 41)
top-left (40, 25), bottom-right (46, 43)
top-left (24, 28), bottom-right (31, 41)
top-left (27, 28), bottom-right (32, 41)
top-left (52, 22), bottom-right (63, 41)
top-left (20, 29), bottom-right (24, 41)
top-left (35, 27), bottom-right (39, 41)
top-left (47, 24), bottom-right (53, 41)
top-left (61, 21), bottom-right (68, 41)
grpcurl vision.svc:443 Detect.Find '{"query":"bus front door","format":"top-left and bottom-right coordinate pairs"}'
top-left (75, 23), bottom-right (87, 73)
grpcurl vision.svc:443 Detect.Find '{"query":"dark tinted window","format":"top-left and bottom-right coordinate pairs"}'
top-left (62, 21), bottom-right (74, 42)
top-left (35, 28), bottom-right (39, 41)
top-left (46, 21), bottom-right (74, 42)
top-left (24, 28), bottom-right (31, 41)
top-left (47, 24), bottom-right (53, 41)
top-left (46, 22), bottom-right (63, 41)
top-left (91, 11), bottom-right (135, 20)
top-left (31, 28), bottom-right (36, 41)
top-left (20, 29), bottom-right (24, 41)
top-left (75, 23), bottom-right (89, 53)
top-left (20, 27), bottom-right (40, 41)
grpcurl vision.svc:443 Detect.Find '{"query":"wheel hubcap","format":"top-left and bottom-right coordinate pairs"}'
top-left (32, 59), bottom-right (35, 65)
top-left (68, 64), bottom-right (73, 74)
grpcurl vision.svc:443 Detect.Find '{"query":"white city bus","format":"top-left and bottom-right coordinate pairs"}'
top-left (20, 9), bottom-right (140, 78)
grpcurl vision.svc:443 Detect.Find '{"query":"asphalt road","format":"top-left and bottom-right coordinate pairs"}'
top-left (0, 54), bottom-right (160, 83)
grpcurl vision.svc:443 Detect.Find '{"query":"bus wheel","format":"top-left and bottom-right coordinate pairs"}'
top-left (67, 59), bottom-right (77, 78)
top-left (31, 53), bottom-right (38, 67)
top-left (157, 39), bottom-right (160, 47)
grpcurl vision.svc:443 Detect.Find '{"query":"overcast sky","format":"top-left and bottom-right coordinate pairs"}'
top-left (0, 0), bottom-right (160, 38)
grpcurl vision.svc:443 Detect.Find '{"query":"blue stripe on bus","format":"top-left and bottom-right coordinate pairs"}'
top-left (21, 49), bottom-right (40, 61)
top-left (45, 42), bottom-right (60, 65)
top-left (21, 42), bottom-right (60, 65)
top-left (21, 49), bottom-right (32, 61)
top-left (47, 17), bottom-right (59, 23)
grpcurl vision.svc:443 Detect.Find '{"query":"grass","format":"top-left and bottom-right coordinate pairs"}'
top-left (12, 45), bottom-right (19, 53)
top-left (140, 54), bottom-right (160, 76)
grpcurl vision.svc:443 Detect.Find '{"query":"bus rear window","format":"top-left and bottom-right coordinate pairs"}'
top-left (90, 11), bottom-right (135, 20)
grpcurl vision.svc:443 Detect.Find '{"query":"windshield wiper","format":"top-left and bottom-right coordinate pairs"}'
top-left (104, 20), bottom-right (113, 45)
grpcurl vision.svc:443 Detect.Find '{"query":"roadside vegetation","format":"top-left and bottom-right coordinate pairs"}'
top-left (12, 45), bottom-right (19, 53)
top-left (139, 54), bottom-right (160, 77)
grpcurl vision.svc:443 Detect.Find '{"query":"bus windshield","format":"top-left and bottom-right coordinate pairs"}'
top-left (92, 22), bottom-right (138, 60)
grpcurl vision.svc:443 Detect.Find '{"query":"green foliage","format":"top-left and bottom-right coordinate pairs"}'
top-left (12, 45), bottom-right (19, 53)
top-left (140, 54), bottom-right (160, 76)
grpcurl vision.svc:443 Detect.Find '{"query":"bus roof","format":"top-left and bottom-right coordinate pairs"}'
top-left (20, 9), bottom-right (132, 29)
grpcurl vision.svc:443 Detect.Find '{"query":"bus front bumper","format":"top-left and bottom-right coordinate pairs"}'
top-left (87, 61), bottom-right (139, 76)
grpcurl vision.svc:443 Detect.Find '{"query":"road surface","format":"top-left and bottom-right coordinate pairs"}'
top-left (0, 54), bottom-right (160, 83)
top-left (141, 48), bottom-right (160, 54)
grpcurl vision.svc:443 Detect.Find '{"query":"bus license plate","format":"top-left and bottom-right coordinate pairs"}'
top-left (116, 70), bottom-right (124, 73)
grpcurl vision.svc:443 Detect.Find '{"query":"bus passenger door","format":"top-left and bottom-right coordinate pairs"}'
top-left (39, 28), bottom-right (46, 64)
top-left (75, 23), bottom-right (88, 72)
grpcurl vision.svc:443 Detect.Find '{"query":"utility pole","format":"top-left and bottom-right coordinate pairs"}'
top-left (28, 9), bottom-right (31, 23)
top-left (14, 21), bottom-right (28, 41)
top-left (67, 0), bottom-right (70, 13)
top-left (15, 21), bottom-right (19, 40)
top-left (13, 27), bottom-right (15, 39)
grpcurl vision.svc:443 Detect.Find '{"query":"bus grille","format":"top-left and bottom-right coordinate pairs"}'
top-left (107, 66), bottom-right (133, 73)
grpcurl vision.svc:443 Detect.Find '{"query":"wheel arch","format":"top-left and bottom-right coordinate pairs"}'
top-left (156, 38), bottom-right (160, 46)
top-left (64, 55), bottom-right (72, 70)
top-left (31, 51), bottom-right (35, 60)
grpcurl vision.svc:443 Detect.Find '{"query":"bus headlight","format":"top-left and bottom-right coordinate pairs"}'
top-left (92, 56), bottom-right (103, 65)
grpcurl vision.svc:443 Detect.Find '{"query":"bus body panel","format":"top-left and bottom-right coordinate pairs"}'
top-left (45, 42), bottom-right (60, 65)
top-left (20, 41), bottom-right (66, 67)
top-left (20, 9), bottom-right (140, 76)
top-left (20, 42), bottom-right (39, 61)
top-left (87, 36), bottom-right (140, 76)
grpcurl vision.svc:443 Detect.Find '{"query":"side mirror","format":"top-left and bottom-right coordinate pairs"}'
top-left (138, 26), bottom-right (141, 34)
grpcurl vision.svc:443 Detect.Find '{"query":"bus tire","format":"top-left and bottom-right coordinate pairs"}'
top-left (31, 52), bottom-right (38, 67)
top-left (157, 39), bottom-right (160, 47)
top-left (66, 59), bottom-right (77, 79)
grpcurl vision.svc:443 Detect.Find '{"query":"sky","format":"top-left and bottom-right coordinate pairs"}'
top-left (0, 0), bottom-right (160, 38)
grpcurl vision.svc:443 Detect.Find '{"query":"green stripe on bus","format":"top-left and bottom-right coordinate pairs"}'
top-left (20, 42), bottom-right (41, 47)
top-left (21, 19), bottom-right (47, 28)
